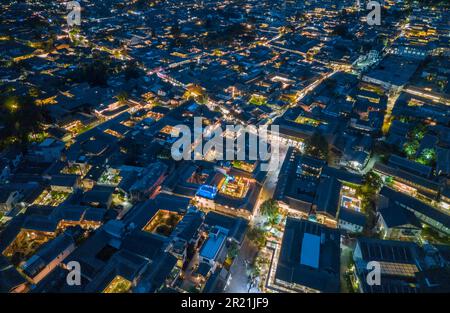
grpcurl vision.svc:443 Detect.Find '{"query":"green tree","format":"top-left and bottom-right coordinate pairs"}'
top-left (123, 60), bottom-right (142, 80)
top-left (356, 171), bottom-right (382, 214)
top-left (115, 91), bottom-right (129, 104)
top-left (259, 199), bottom-right (279, 217)
top-left (0, 93), bottom-right (47, 150)
top-left (70, 54), bottom-right (110, 87)
top-left (246, 226), bottom-right (267, 249)
top-left (332, 24), bottom-right (351, 39)
top-left (365, 171), bottom-right (382, 191)
top-left (304, 132), bottom-right (329, 160)
top-left (28, 86), bottom-right (41, 99)
top-left (227, 241), bottom-right (239, 259)
top-left (417, 148), bottom-right (436, 166)
top-left (260, 199), bottom-right (281, 229)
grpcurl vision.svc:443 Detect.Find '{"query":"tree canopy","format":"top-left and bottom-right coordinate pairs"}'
top-left (304, 132), bottom-right (329, 160)
top-left (0, 91), bottom-right (47, 150)
top-left (259, 199), bottom-right (280, 219)
top-left (246, 226), bottom-right (267, 249)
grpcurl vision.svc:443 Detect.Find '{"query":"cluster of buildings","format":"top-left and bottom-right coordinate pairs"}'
top-left (0, 0), bottom-right (449, 294)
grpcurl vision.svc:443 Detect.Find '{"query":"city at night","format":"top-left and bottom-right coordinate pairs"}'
top-left (0, 0), bottom-right (449, 307)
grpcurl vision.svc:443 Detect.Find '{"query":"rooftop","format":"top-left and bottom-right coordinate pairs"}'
top-left (275, 217), bottom-right (341, 292)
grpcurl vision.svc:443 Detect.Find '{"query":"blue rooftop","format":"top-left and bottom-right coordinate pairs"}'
top-left (196, 185), bottom-right (218, 200)
top-left (199, 227), bottom-right (227, 261)
top-left (300, 233), bottom-right (321, 269)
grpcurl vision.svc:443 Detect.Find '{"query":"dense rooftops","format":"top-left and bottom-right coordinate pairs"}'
top-left (275, 217), bottom-right (341, 292)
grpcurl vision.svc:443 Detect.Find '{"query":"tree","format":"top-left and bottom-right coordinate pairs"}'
top-left (364, 172), bottom-right (382, 191)
top-left (171, 23), bottom-right (181, 38)
top-left (356, 171), bottom-right (382, 214)
top-left (115, 91), bottom-right (129, 104)
top-left (373, 141), bottom-right (397, 157)
top-left (410, 123), bottom-right (426, 141)
top-left (417, 148), bottom-right (436, 166)
top-left (246, 226), bottom-right (267, 249)
top-left (304, 132), bottom-right (329, 160)
top-left (227, 241), bottom-right (239, 259)
top-left (332, 24), bottom-right (352, 39)
top-left (204, 17), bottom-right (215, 29)
top-left (123, 60), bottom-right (142, 80)
top-left (260, 199), bottom-right (281, 230)
top-left (260, 199), bottom-right (280, 219)
top-left (0, 93), bottom-right (47, 150)
top-left (70, 54), bottom-right (111, 87)
top-left (28, 86), bottom-right (40, 99)
top-left (403, 140), bottom-right (419, 158)
top-left (87, 59), bottom-right (109, 87)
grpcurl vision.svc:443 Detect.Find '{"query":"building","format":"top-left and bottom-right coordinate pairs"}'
top-left (436, 148), bottom-right (450, 177)
top-left (194, 172), bottom-right (261, 218)
top-left (203, 211), bottom-right (248, 244)
top-left (338, 208), bottom-right (366, 233)
top-left (379, 186), bottom-right (450, 236)
top-left (21, 229), bottom-right (79, 284)
top-left (274, 147), bottom-right (326, 215)
top-left (0, 255), bottom-right (28, 293)
top-left (373, 162), bottom-right (440, 203)
top-left (169, 208), bottom-right (204, 263)
top-left (81, 186), bottom-right (114, 209)
top-left (313, 177), bottom-right (342, 227)
top-left (27, 138), bottom-right (65, 163)
top-left (377, 203), bottom-right (422, 240)
top-left (274, 217), bottom-right (341, 293)
top-left (129, 162), bottom-right (168, 202)
top-left (49, 175), bottom-right (80, 193)
top-left (362, 55), bottom-right (419, 91)
top-left (0, 187), bottom-right (22, 215)
top-left (353, 237), bottom-right (450, 293)
top-left (198, 226), bottom-right (228, 270)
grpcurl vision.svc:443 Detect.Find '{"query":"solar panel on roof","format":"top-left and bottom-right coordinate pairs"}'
top-left (379, 261), bottom-right (418, 277)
